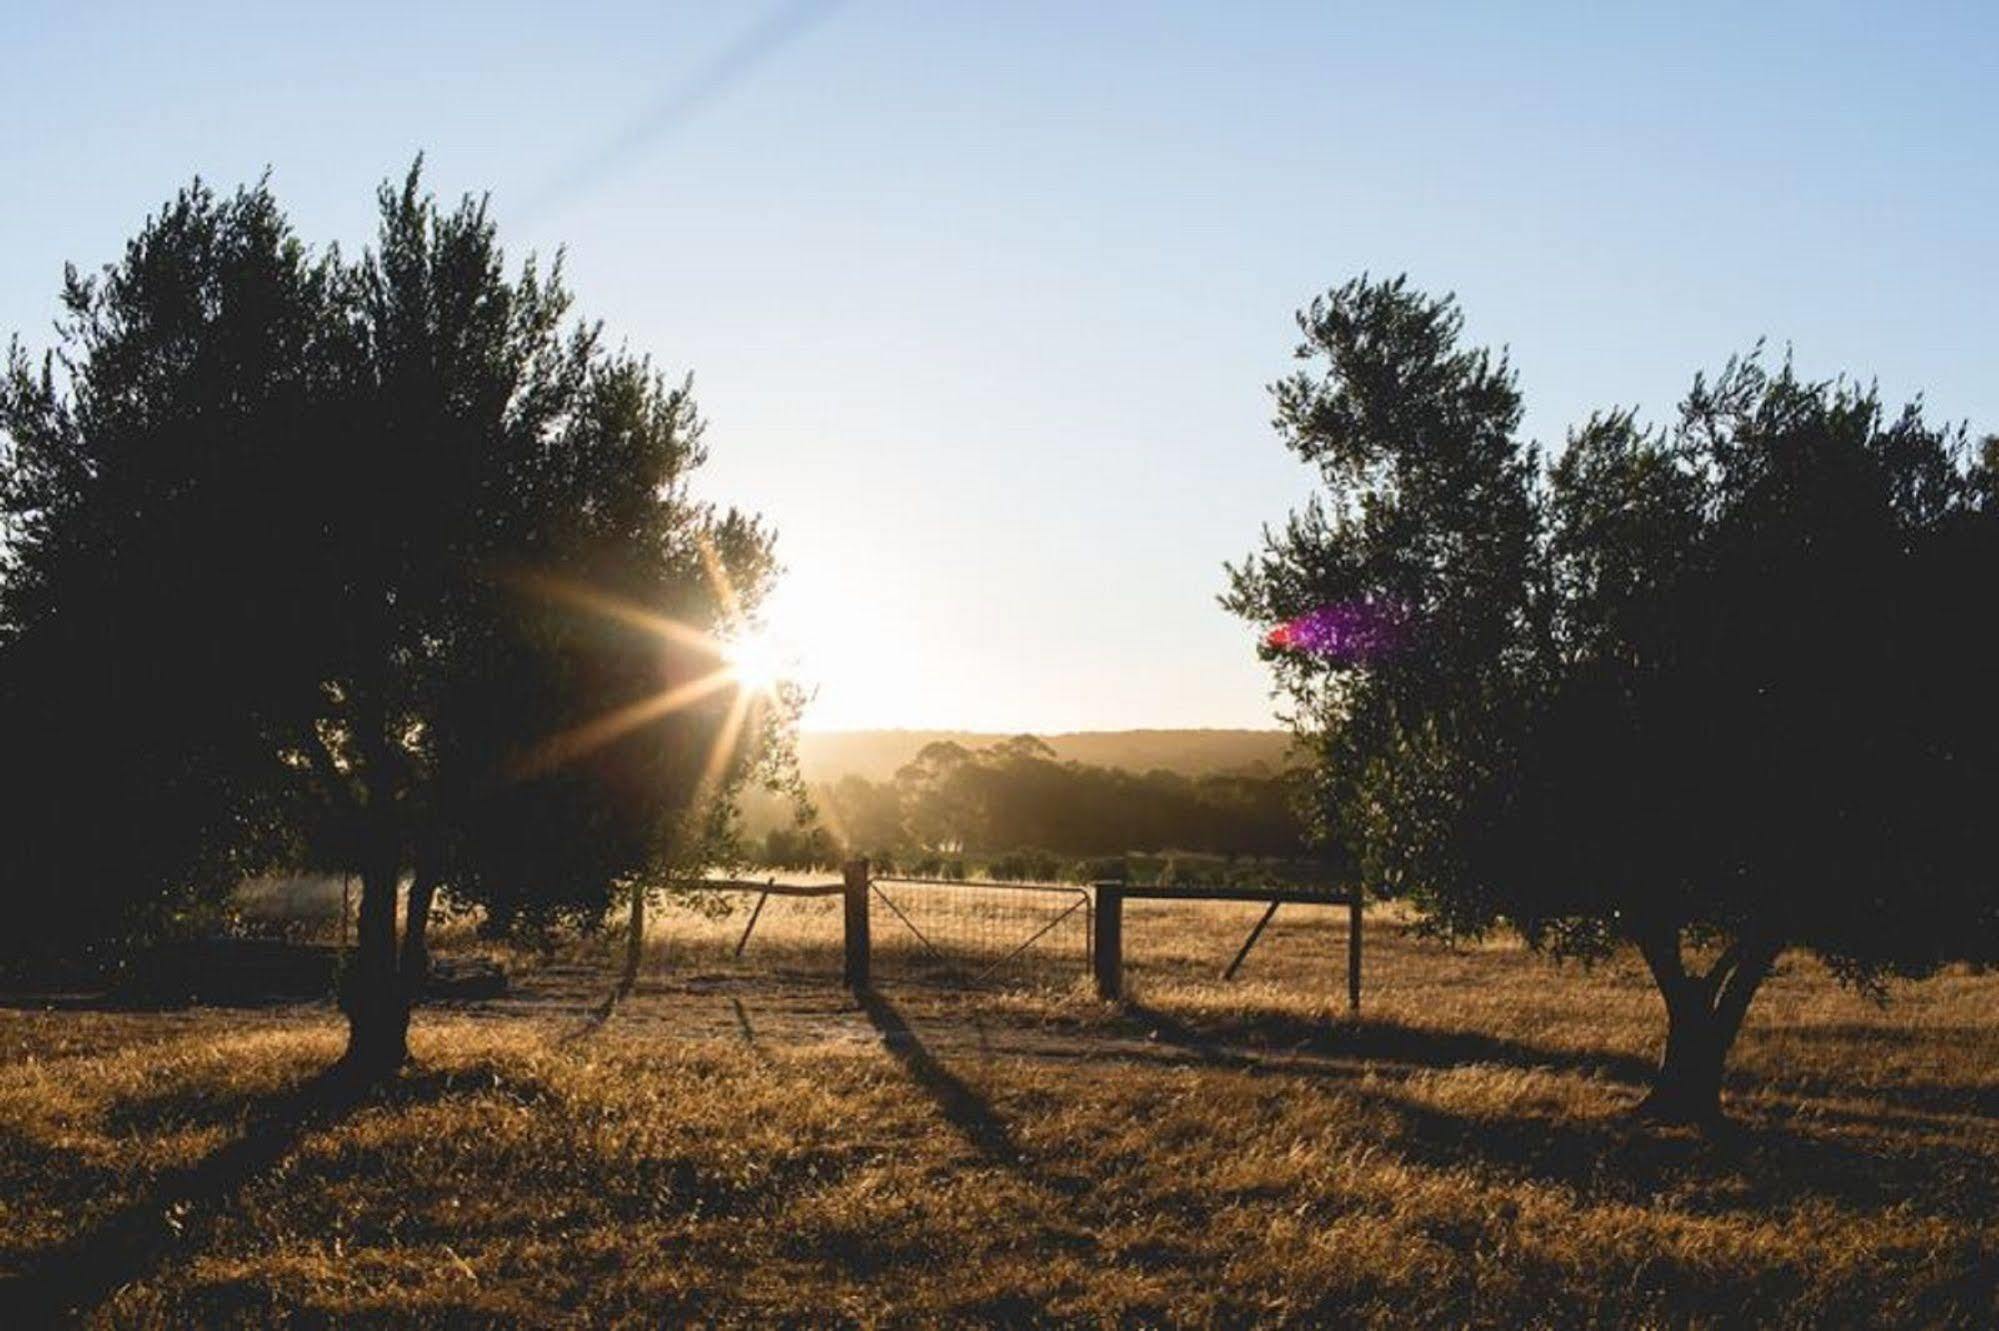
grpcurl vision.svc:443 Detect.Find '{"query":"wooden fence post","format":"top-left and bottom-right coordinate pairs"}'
top-left (843, 858), bottom-right (871, 991)
top-left (1093, 884), bottom-right (1124, 1001)
top-left (1347, 890), bottom-right (1363, 1014)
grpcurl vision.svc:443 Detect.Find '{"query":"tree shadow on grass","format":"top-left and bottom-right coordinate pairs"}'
top-left (1732, 1071), bottom-right (1999, 1121)
top-left (0, 1062), bottom-right (486, 1326)
top-left (1120, 1002), bottom-right (1997, 1220)
top-left (0, 991), bottom-right (319, 1015)
top-left (1362, 1078), bottom-right (1999, 1222)
top-left (1118, 1001), bottom-right (1998, 1120)
top-left (1118, 1001), bottom-right (1656, 1085)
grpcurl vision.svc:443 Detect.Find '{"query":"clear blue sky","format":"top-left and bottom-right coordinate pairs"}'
top-left (5, 2), bottom-right (1993, 731)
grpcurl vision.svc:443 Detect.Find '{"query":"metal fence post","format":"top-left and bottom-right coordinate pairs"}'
top-left (843, 858), bottom-right (871, 991)
top-left (1093, 883), bottom-right (1123, 1001)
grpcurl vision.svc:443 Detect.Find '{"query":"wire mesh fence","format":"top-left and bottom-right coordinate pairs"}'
top-left (648, 880), bottom-right (847, 979)
top-left (639, 871), bottom-right (1364, 1005)
top-left (867, 876), bottom-right (1092, 989)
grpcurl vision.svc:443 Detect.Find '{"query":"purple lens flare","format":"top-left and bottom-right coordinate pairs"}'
top-left (1265, 599), bottom-right (1410, 664)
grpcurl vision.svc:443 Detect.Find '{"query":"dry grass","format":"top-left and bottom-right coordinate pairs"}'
top-left (1, 898), bottom-right (1993, 1328)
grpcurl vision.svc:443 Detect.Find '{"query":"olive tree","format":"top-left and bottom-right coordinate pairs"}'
top-left (0, 166), bottom-right (795, 1073)
top-left (1228, 276), bottom-right (1996, 1122)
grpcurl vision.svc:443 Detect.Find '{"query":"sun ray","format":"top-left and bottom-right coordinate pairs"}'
top-left (513, 667), bottom-right (736, 777)
top-left (503, 567), bottom-right (725, 657)
top-left (810, 770), bottom-right (852, 849)
top-left (506, 563), bottom-right (789, 787)
top-left (694, 682), bottom-right (758, 800)
top-left (695, 533), bottom-right (746, 627)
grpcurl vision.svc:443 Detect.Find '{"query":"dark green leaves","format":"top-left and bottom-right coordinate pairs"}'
top-left (1232, 279), bottom-right (1996, 978)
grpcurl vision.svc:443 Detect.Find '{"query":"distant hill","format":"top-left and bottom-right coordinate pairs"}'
top-left (797, 728), bottom-right (1297, 784)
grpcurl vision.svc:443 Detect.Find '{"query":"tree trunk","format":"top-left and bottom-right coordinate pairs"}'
top-left (1632, 923), bottom-right (1781, 1126)
top-left (1641, 996), bottom-right (1732, 1123)
top-left (399, 866), bottom-right (439, 1001)
top-left (341, 862), bottom-right (410, 1078)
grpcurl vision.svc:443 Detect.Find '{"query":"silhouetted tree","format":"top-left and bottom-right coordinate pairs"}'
top-left (1, 179), bottom-right (340, 967)
top-left (0, 166), bottom-right (795, 1073)
top-left (1229, 276), bottom-right (1997, 1123)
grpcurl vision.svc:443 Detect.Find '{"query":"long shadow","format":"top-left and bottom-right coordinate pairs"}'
top-left (1121, 1003), bottom-right (1996, 1218)
top-left (0, 1064), bottom-right (383, 1325)
top-left (1735, 1071), bottom-right (1999, 1121)
top-left (1118, 1003), bottom-right (1254, 1069)
top-left (557, 996), bottom-right (619, 1045)
top-left (553, 964), bottom-right (635, 1044)
top-left (0, 990), bottom-right (317, 1015)
top-left (1119, 1002), bottom-right (1656, 1084)
top-left (1360, 1078), bottom-right (1999, 1218)
top-left (730, 995), bottom-right (769, 1063)
top-left (1118, 1003), bottom-right (1999, 1120)
top-left (858, 990), bottom-right (1021, 1167)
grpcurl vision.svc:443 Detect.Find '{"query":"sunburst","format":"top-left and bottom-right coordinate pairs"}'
top-left (504, 547), bottom-right (788, 793)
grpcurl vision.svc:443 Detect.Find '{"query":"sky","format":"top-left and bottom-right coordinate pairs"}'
top-left (3, 2), bottom-right (1994, 732)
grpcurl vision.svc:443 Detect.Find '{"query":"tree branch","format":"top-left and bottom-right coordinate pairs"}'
top-left (1714, 933), bottom-right (1783, 1047)
top-left (1628, 913), bottom-right (1703, 1019)
top-left (304, 729), bottom-right (359, 815)
top-left (1629, 914), bottom-right (1687, 985)
top-left (1697, 936), bottom-right (1748, 1005)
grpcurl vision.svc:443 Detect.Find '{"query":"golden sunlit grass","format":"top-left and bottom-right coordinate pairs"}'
top-left (2, 903), bottom-right (1994, 1327)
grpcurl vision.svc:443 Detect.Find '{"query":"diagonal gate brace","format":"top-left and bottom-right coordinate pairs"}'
top-left (1221, 900), bottom-right (1282, 980)
top-left (733, 880), bottom-right (776, 958)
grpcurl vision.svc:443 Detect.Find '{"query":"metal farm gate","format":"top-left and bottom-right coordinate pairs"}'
top-left (865, 875), bottom-right (1092, 988)
top-left (713, 860), bottom-right (1363, 1007)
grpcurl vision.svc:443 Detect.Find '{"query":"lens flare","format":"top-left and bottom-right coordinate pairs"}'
top-left (503, 549), bottom-right (783, 791)
top-left (1265, 599), bottom-right (1410, 664)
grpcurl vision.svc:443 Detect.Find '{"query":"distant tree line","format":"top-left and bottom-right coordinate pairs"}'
top-left (756, 735), bottom-right (1330, 881)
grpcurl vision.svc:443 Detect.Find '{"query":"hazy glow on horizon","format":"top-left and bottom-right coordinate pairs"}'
top-left (750, 565), bottom-right (972, 731)
top-left (3, 2), bottom-right (1993, 733)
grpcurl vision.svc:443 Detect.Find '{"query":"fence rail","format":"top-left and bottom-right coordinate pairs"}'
top-left (671, 863), bottom-right (1365, 1010)
top-left (1092, 881), bottom-right (1362, 1010)
top-left (675, 876), bottom-right (845, 898)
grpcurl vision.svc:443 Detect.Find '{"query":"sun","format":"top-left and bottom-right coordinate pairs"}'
top-left (504, 563), bottom-right (819, 782)
top-left (723, 624), bottom-right (791, 696)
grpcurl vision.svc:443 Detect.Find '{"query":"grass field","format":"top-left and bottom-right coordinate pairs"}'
top-left (1, 894), bottom-right (1994, 1327)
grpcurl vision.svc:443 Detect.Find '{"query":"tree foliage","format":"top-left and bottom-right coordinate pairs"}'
top-left (0, 166), bottom-right (797, 1068)
top-left (1228, 275), bottom-right (1997, 1120)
